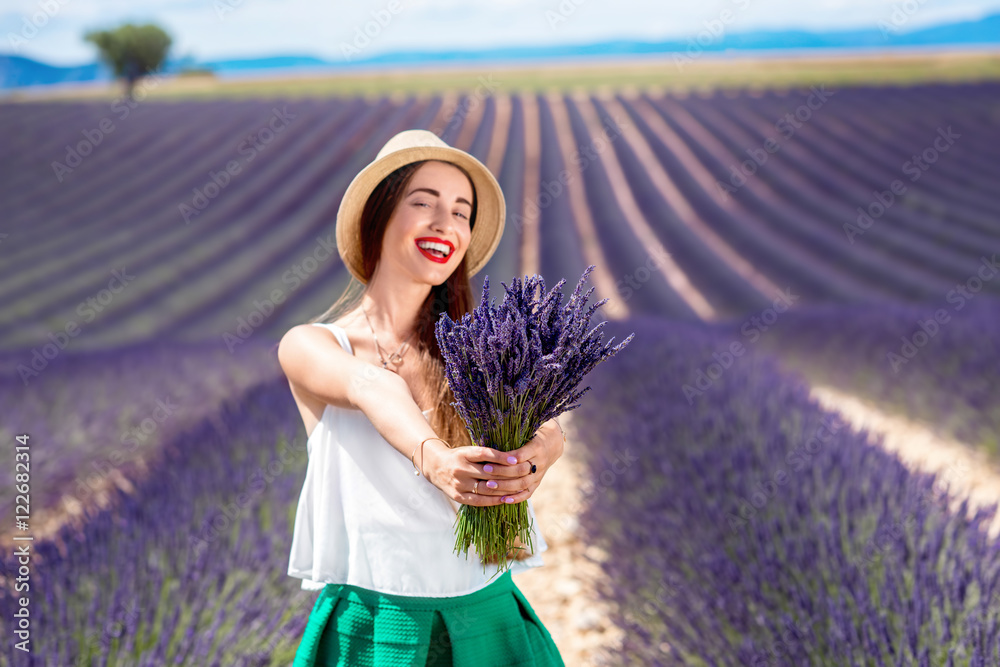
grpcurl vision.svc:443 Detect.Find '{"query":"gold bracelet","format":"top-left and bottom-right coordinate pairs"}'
top-left (554, 418), bottom-right (567, 445)
top-left (411, 437), bottom-right (449, 476)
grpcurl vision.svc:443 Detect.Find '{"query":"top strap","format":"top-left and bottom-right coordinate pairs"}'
top-left (310, 322), bottom-right (353, 355)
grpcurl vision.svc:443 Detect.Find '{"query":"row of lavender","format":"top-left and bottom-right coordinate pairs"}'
top-left (0, 94), bottom-right (521, 346)
top-left (3, 97), bottom-right (398, 345)
top-left (4, 83), bottom-right (1000, 346)
top-left (0, 336), bottom-right (283, 531)
top-left (1, 365), bottom-right (313, 665)
top-left (755, 295), bottom-right (1000, 455)
top-left (2, 304), bottom-right (996, 663)
top-left (574, 313), bottom-right (1000, 665)
top-left (622, 91), bottom-right (999, 305)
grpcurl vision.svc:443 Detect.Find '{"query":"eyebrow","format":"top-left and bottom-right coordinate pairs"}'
top-left (406, 187), bottom-right (472, 208)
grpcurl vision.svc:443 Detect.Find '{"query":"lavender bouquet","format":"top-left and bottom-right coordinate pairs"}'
top-left (434, 264), bottom-right (634, 577)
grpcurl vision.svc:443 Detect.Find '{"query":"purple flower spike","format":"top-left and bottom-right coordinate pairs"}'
top-left (435, 266), bottom-right (633, 577)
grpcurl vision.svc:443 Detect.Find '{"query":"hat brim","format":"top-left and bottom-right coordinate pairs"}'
top-left (336, 145), bottom-right (506, 285)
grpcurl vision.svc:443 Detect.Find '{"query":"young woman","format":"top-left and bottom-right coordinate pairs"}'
top-left (278, 129), bottom-right (567, 666)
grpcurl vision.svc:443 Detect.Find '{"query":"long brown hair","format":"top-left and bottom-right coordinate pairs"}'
top-left (308, 159), bottom-right (476, 451)
top-left (306, 159), bottom-right (534, 564)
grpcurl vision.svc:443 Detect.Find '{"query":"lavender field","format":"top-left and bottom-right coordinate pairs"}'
top-left (576, 316), bottom-right (1000, 665)
top-left (3, 79), bottom-right (1000, 664)
top-left (4, 83), bottom-right (1000, 347)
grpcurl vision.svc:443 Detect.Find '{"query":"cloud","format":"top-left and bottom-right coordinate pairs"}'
top-left (5, 0), bottom-right (1000, 66)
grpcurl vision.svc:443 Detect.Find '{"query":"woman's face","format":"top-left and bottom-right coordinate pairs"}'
top-left (380, 160), bottom-right (474, 286)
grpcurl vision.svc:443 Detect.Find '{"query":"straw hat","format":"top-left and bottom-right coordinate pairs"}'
top-left (335, 129), bottom-right (506, 284)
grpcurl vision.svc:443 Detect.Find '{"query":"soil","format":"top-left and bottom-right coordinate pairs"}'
top-left (511, 411), bottom-right (626, 665)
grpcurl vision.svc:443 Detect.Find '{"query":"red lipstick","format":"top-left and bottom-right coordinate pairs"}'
top-left (415, 237), bottom-right (454, 264)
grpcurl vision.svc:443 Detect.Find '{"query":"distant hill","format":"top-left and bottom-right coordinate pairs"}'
top-left (0, 54), bottom-right (111, 89)
top-left (2, 11), bottom-right (999, 89)
top-left (196, 55), bottom-right (330, 72)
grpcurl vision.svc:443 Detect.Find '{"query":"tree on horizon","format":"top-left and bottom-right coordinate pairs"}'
top-left (84, 23), bottom-right (172, 101)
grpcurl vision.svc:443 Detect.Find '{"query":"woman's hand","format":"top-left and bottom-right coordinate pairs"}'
top-left (497, 418), bottom-right (565, 504)
top-left (423, 418), bottom-right (566, 508)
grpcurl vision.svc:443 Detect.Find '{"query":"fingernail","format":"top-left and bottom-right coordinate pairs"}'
top-left (484, 464), bottom-right (493, 473)
top-left (504, 496), bottom-right (514, 503)
top-left (507, 456), bottom-right (517, 464)
top-left (487, 480), bottom-right (498, 489)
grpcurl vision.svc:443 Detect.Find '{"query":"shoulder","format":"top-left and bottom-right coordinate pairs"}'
top-left (281, 311), bottom-right (355, 345)
top-left (277, 325), bottom-right (327, 405)
top-left (278, 322), bottom-right (324, 356)
top-left (278, 321), bottom-right (356, 418)
top-left (278, 311), bottom-right (364, 383)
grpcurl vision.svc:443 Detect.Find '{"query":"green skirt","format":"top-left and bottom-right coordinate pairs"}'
top-left (293, 569), bottom-right (565, 666)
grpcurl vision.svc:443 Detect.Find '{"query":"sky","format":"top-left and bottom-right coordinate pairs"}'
top-left (4, 0), bottom-right (1000, 66)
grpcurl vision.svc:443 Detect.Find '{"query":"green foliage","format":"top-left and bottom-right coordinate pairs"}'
top-left (84, 22), bottom-right (172, 79)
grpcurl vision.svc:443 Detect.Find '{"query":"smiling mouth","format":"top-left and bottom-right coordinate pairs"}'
top-left (415, 238), bottom-right (453, 263)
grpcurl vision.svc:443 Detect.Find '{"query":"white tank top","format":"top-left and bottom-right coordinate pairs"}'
top-left (286, 322), bottom-right (548, 597)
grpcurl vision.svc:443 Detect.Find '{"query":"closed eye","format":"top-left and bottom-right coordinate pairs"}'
top-left (415, 201), bottom-right (469, 220)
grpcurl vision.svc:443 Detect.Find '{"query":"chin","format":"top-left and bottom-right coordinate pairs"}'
top-left (413, 266), bottom-right (452, 286)
top-left (412, 253), bottom-right (462, 284)
top-left (431, 269), bottom-right (456, 286)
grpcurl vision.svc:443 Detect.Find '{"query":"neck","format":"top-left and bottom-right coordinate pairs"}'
top-left (361, 272), bottom-right (432, 342)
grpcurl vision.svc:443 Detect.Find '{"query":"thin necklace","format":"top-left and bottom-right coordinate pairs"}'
top-left (361, 302), bottom-right (415, 371)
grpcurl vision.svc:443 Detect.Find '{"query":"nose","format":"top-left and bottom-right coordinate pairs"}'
top-left (429, 206), bottom-right (455, 236)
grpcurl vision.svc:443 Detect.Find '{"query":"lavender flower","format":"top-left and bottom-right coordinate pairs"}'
top-left (435, 265), bottom-right (634, 576)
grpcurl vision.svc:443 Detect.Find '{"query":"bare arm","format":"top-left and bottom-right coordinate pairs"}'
top-left (278, 323), bottom-right (387, 412)
top-left (278, 324), bottom-right (442, 459)
top-left (278, 324), bottom-right (519, 505)
top-left (352, 368), bottom-right (548, 508)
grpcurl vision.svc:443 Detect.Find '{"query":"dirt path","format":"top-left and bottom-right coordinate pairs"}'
top-left (576, 94), bottom-right (718, 320)
top-left (611, 96), bottom-right (781, 301)
top-left (808, 383), bottom-right (1000, 537)
top-left (0, 451), bottom-right (147, 551)
top-left (545, 93), bottom-right (627, 321)
top-left (510, 410), bottom-right (626, 666)
top-left (519, 93), bottom-right (542, 281)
